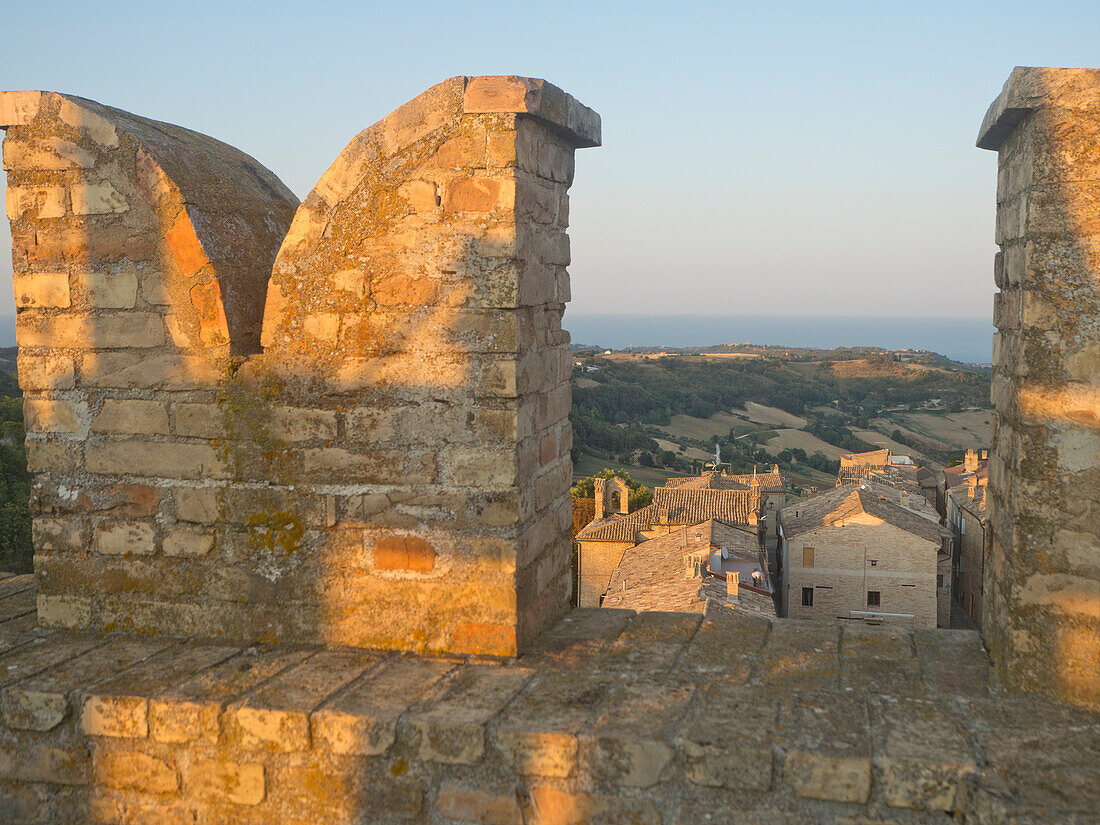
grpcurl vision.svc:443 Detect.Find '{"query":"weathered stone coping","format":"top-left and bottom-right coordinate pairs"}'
top-left (1, 580), bottom-right (1097, 824)
top-left (977, 65), bottom-right (1100, 149)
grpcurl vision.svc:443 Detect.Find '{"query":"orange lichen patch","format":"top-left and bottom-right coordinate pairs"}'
top-left (189, 280), bottom-right (229, 346)
top-left (1017, 385), bottom-right (1100, 427)
top-left (374, 536), bottom-right (436, 572)
top-left (166, 209), bottom-right (209, 276)
top-left (452, 621), bottom-right (516, 657)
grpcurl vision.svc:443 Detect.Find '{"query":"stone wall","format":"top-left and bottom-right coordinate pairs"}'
top-left (1, 77), bottom-right (601, 658)
top-left (977, 67), bottom-right (1100, 710)
top-left (3, 592), bottom-right (1097, 825)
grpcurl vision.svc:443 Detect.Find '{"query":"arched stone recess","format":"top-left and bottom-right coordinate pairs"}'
top-left (1, 91), bottom-right (297, 638)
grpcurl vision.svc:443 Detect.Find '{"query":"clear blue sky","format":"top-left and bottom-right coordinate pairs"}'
top-left (3, 1), bottom-right (1098, 319)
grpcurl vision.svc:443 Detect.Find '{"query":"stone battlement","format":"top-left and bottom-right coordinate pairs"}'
top-left (1, 578), bottom-right (1097, 824)
top-left (2, 77), bottom-right (600, 658)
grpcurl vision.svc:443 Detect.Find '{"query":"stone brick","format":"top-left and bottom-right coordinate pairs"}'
top-left (436, 784), bottom-right (522, 825)
top-left (37, 593), bottom-right (94, 628)
top-left (163, 525), bottom-right (214, 557)
top-left (86, 441), bottom-right (226, 480)
top-left (32, 517), bottom-right (83, 551)
top-left (2, 136), bottom-right (94, 170)
top-left (95, 750), bottom-right (178, 794)
top-left (91, 399), bottom-right (170, 435)
top-left (0, 90), bottom-right (42, 126)
top-left (173, 487), bottom-right (219, 523)
top-left (12, 272), bottom-right (70, 308)
top-left (17, 353), bottom-right (75, 390)
top-left (184, 758), bottom-right (264, 805)
top-left (97, 520), bottom-right (156, 555)
top-left (528, 786), bottom-right (660, 825)
top-left (374, 536), bottom-right (436, 572)
top-left (409, 665), bottom-right (533, 764)
top-left (71, 182), bottom-right (128, 215)
top-left (0, 744), bottom-right (89, 786)
top-left (58, 98), bottom-right (118, 147)
top-left (81, 694), bottom-right (149, 738)
top-left (173, 402), bottom-right (222, 438)
top-left (17, 312), bottom-right (164, 348)
top-left (6, 184), bottom-right (66, 219)
top-left (269, 407), bottom-right (337, 441)
top-left (78, 271), bottom-right (139, 308)
top-left (23, 398), bottom-right (89, 434)
top-left (445, 177), bottom-right (513, 212)
top-left (312, 657), bottom-right (453, 756)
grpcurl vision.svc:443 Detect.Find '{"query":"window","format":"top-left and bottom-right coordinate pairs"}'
top-left (867, 591), bottom-right (881, 607)
top-left (802, 587), bottom-right (814, 607)
top-left (802, 547), bottom-right (814, 568)
top-left (937, 574), bottom-right (944, 587)
top-left (869, 559), bottom-right (877, 567)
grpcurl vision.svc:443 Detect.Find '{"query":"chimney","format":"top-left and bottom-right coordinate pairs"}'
top-left (968, 475), bottom-right (978, 500)
top-left (964, 449), bottom-right (979, 473)
top-left (594, 477), bottom-right (606, 520)
top-left (901, 491), bottom-right (910, 508)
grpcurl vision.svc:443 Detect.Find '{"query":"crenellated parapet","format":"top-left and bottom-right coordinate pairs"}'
top-left (2, 77), bottom-right (601, 657)
top-left (977, 67), bottom-right (1100, 710)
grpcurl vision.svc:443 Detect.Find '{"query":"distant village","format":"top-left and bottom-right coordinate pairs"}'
top-left (575, 446), bottom-right (990, 629)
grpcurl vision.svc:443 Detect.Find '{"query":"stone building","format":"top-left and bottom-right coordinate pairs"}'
top-left (946, 452), bottom-right (991, 629)
top-left (780, 480), bottom-right (952, 627)
top-left (575, 467), bottom-right (785, 606)
top-left (600, 519), bottom-right (776, 617)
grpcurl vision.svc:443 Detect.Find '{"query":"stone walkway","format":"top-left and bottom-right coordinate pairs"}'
top-left (0, 577), bottom-right (1097, 824)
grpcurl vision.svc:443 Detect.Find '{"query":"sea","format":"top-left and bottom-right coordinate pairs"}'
top-left (563, 314), bottom-right (995, 365)
top-left (0, 313), bottom-right (996, 365)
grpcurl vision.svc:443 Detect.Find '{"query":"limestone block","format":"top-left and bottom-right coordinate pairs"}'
top-left (58, 98), bottom-right (118, 147)
top-left (12, 272), bottom-right (70, 308)
top-left (399, 180), bottom-right (439, 211)
top-left (92, 399), bottom-right (170, 435)
top-left (0, 90), bottom-right (42, 127)
top-left (269, 407), bottom-right (337, 442)
top-left (173, 403), bottom-right (222, 438)
top-left (2, 137), bottom-right (95, 171)
top-left (78, 271), bottom-right (138, 308)
top-left (23, 398), bottom-right (89, 434)
top-left (228, 650), bottom-right (375, 752)
top-left (6, 185), bottom-right (66, 220)
top-left (528, 786), bottom-right (659, 825)
top-left (163, 525), bottom-right (213, 557)
top-left (81, 693), bottom-right (149, 738)
top-left (311, 657), bottom-right (453, 756)
top-left (36, 594), bottom-right (94, 628)
top-left (71, 182), bottom-right (128, 215)
top-left (184, 758), bottom-right (264, 805)
top-left (81, 353), bottom-right (223, 390)
top-left (0, 743), bottom-right (89, 786)
top-left (444, 176), bottom-right (514, 213)
top-left (374, 536), bottom-right (436, 572)
top-left (32, 517), bottom-right (83, 551)
top-left (86, 441), bottom-right (226, 480)
top-left (408, 665), bottom-right (533, 764)
top-left (17, 312), bottom-right (164, 349)
top-left (97, 521), bottom-right (155, 555)
top-left (172, 488), bottom-right (219, 524)
top-left (94, 750), bottom-right (178, 794)
top-left (17, 353), bottom-right (75, 390)
top-left (436, 784), bottom-right (522, 825)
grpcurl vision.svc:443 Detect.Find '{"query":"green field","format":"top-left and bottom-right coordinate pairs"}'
top-left (571, 452), bottom-right (676, 488)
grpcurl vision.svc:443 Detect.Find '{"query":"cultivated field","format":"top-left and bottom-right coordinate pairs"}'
top-left (762, 429), bottom-right (847, 460)
top-left (655, 438), bottom-right (712, 460)
top-left (734, 402), bottom-right (808, 428)
top-left (885, 410), bottom-right (992, 451)
top-left (851, 428), bottom-right (930, 463)
top-left (656, 411), bottom-right (754, 441)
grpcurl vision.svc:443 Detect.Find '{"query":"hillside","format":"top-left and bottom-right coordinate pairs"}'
top-left (570, 348), bottom-right (991, 493)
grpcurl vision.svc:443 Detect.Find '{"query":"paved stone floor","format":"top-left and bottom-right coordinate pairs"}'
top-left (0, 574), bottom-right (1097, 824)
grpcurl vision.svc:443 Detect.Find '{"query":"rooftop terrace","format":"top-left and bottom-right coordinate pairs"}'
top-left (1, 576), bottom-right (1097, 824)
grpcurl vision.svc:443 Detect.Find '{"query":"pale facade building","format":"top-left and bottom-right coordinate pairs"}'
top-left (780, 480), bottom-right (951, 628)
